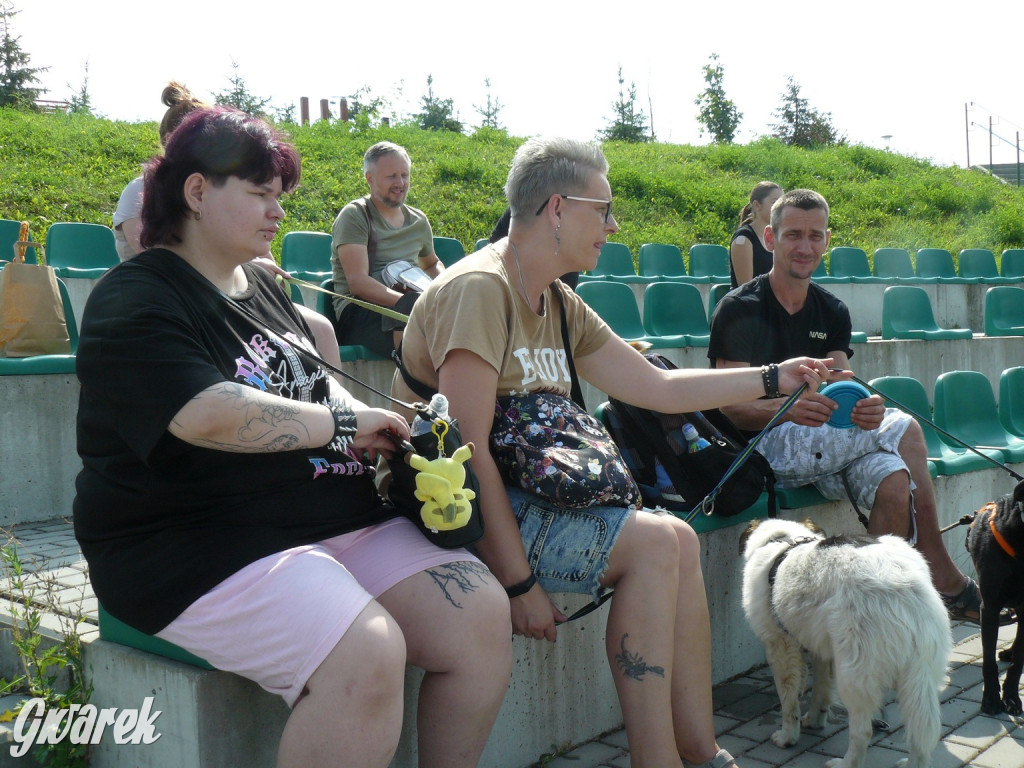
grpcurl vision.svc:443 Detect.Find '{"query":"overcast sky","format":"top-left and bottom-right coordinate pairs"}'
top-left (14, 0), bottom-right (1024, 169)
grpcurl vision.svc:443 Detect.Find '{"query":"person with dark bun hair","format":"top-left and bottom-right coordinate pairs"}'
top-left (113, 82), bottom-right (208, 261)
top-left (76, 107), bottom-right (512, 768)
top-left (728, 180), bottom-right (782, 288)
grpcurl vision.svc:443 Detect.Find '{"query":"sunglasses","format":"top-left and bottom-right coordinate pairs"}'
top-left (535, 194), bottom-right (613, 223)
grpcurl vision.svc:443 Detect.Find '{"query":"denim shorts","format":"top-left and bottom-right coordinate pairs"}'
top-left (505, 486), bottom-right (634, 601)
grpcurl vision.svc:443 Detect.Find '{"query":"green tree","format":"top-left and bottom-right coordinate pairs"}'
top-left (694, 53), bottom-right (741, 144)
top-left (273, 102), bottom-right (297, 124)
top-left (599, 66), bottom-right (649, 143)
top-left (213, 60), bottom-right (273, 118)
top-left (770, 76), bottom-right (845, 148)
top-left (67, 60), bottom-right (92, 115)
top-left (415, 75), bottom-right (462, 133)
top-left (473, 78), bottom-right (504, 131)
top-left (0, 1), bottom-right (46, 109)
top-left (347, 84), bottom-right (391, 129)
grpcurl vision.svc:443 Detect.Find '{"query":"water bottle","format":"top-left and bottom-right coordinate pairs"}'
top-left (411, 393), bottom-right (450, 435)
top-left (682, 423), bottom-right (711, 454)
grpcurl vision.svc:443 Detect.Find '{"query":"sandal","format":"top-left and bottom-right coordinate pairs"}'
top-left (942, 577), bottom-right (1016, 626)
top-left (687, 748), bottom-right (737, 768)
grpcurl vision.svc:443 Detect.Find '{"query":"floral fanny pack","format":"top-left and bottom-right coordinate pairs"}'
top-left (490, 391), bottom-right (642, 510)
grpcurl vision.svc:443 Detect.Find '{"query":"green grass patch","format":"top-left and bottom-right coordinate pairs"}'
top-left (2, 108), bottom-right (1023, 269)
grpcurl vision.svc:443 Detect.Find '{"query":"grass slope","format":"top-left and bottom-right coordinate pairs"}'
top-left (2, 109), bottom-right (1023, 267)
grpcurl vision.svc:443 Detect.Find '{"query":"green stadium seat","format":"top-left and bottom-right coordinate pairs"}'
top-left (576, 281), bottom-right (665, 346)
top-left (707, 283), bottom-right (731, 323)
top-left (45, 222), bottom-right (118, 278)
top-left (642, 282), bottom-right (711, 347)
top-left (688, 244), bottom-right (730, 283)
top-left (0, 276), bottom-right (78, 375)
top-left (916, 248), bottom-right (968, 283)
top-left (999, 367), bottom-right (1024, 437)
top-left (433, 236), bottom-right (466, 268)
top-left (0, 218), bottom-right (38, 264)
top-left (314, 278), bottom-right (388, 361)
top-left (984, 286), bottom-right (1024, 336)
top-left (873, 248), bottom-right (927, 283)
top-left (829, 246), bottom-right (882, 283)
top-left (638, 243), bottom-right (699, 283)
top-left (933, 370), bottom-right (1024, 463)
top-left (280, 231), bottom-right (332, 281)
top-left (869, 375), bottom-right (1003, 476)
top-left (810, 257), bottom-right (843, 284)
top-left (958, 249), bottom-right (1016, 284)
top-left (581, 242), bottom-right (646, 283)
top-left (1001, 249), bottom-right (1024, 279)
top-left (474, 238), bottom-right (489, 252)
top-left (99, 603), bottom-right (213, 670)
top-left (881, 285), bottom-right (973, 340)
top-left (775, 484), bottom-right (829, 509)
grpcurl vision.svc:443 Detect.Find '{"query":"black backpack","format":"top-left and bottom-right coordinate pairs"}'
top-left (599, 353), bottom-right (776, 518)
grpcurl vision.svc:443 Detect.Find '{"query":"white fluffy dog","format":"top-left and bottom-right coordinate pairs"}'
top-left (739, 518), bottom-right (951, 768)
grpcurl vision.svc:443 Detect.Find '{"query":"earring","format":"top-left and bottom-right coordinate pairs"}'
top-left (553, 223), bottom-right (561, 257)
top-left (194, 210), bottom-right (202, 221)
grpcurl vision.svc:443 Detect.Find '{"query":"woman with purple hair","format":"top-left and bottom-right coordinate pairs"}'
top-left (74, 107), bottom-right (511, 767)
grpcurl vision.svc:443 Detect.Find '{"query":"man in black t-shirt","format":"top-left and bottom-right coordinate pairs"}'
top-left (708, 188), bottom-right (984, 621)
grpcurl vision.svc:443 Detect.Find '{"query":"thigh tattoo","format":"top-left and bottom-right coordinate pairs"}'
top-left (426, 561), bottom-right (492, 609)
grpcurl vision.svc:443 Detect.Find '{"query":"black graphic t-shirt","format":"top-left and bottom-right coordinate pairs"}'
top-left (708, 273), bottom-right (853, 367)
top-left (74, 250), bottom-right (395, 633)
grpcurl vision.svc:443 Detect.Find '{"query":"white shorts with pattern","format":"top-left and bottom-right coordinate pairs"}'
top-left (755, 408), bottom-right (915, 510)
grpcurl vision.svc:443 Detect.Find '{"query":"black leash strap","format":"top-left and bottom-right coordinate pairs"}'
top-left (846, 372), bottom-right (1024, 483)
top-left (223, 280), bottom-right (431, 427)
top-left (683, 382), bottom-right (809, 523)
top-left (556, 590), bottom-right (615, 624)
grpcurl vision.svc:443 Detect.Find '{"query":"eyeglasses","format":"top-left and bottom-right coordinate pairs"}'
top-left (535, 194), bottom-right (613, 223)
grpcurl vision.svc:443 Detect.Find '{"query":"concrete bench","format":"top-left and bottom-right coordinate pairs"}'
top-left (83, 456), bottom-right (1023, 768)
top-left (0, 373), bottom-right (81, 527)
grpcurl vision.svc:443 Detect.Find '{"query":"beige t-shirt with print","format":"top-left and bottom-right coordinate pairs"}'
top-left (401, 245), bottom-right (611, 397)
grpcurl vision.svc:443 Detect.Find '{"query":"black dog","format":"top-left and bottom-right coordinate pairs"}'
top-left (967, 479), bottom-right (1024, 715)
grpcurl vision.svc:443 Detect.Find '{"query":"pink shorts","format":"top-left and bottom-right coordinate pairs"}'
top-left (155, 517), bottom-right (479, 707)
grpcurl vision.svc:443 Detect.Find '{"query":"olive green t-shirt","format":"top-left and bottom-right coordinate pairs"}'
top-left (330, 197), bottom-right (434, 316)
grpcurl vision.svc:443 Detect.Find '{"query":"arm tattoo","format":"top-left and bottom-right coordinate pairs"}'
top-left (426, 561), bottom-right (491, 609)
top-left (174, 382), bottom-right (312, 453)
top-left (614, 633), bottom-right (665, 681)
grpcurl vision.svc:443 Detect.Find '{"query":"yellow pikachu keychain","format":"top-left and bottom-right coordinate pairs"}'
top-left (406, 419), bottom-right (476, 532)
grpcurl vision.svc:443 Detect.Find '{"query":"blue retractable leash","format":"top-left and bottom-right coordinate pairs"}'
top-left (569, 368), bottom-right (1024, 621)
top-left (685, 370), bottom-right (1024, 526)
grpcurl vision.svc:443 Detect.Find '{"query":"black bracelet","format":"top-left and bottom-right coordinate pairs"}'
top-left (761, 364), bottom-right (782, 399)
top-left (325, 402), bottom-right (358, 453)
top-left (504, 573), bottom-right (537, 599)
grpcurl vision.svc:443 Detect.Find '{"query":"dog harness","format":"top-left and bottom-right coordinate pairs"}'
top-left (765, 536), bottom-right (819, 636)
top-left (972, 501), bottom-right (1018, 559)
top-left (767, 536), bottom-right (819, 589)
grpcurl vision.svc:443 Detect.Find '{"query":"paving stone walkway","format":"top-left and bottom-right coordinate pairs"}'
top-left (540, 620), bottom-right (1024, 768)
